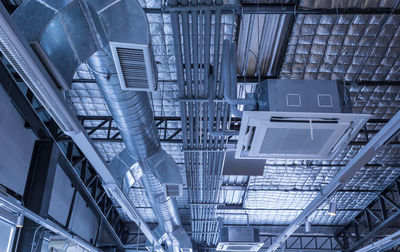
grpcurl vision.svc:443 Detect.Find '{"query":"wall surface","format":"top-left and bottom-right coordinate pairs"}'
top-left (48, 164), bottom-right (103, 245)
top-left (0, 85), bottom-right (108, 247)
top-left (48, 165), bottom-right (75, 225)
top-left (0, 85), bottom-right (36, 195)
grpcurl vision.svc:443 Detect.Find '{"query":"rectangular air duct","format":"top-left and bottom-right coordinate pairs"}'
top-left (256, 79), bottom-right (351, 113)
top-left (217, 227), bottom-right (263, 252)
top-left (164, 184), bottom-right (182, 197)
top-left (110, 42), bottom-right (156, 91)
top-left (222, 151), bottom-right (265, 176)
top-left (236, 80), bottom-right (370, 160)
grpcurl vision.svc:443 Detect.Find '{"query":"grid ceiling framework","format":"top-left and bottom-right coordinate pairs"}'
top-left (60, 0), bottom-right (400, 249)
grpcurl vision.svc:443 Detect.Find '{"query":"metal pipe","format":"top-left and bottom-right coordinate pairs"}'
top-left (169, 4), bottom-right (189, 153)
top-left (208, 73), bottom-right (239, 136)
top-left (204, 9), bottom-right (211, 101)
top-left (168, 1), bottom-right (194, 250)
top-left (182, 10), bottom-right (195, 149)
top-left (229, 42), bottom-right (246, 118)
top-left (222, 40), bottom-right (256, 110)
top-left (241, 3), bottom-right (400, 15)
top-left (191, 9), bottom-right (200, 149)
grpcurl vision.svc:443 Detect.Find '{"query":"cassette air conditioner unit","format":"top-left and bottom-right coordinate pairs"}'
top-left (235, 80), bottom-right (370, 160)
top-left (216, 227), bottom-right (263, 252)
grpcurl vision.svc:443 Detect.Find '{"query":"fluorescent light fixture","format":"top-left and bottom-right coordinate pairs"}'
top-left (305, 220), bottom-right (311, 233)
top-left (328, 201), bottom-right (337, 216)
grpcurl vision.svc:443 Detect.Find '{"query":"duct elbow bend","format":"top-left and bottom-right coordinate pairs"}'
top-left (142, 148), bottom-right (183, 198)
top-left (172, 226), bottom-right (192, 251)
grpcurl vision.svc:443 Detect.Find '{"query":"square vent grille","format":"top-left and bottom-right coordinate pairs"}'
top-left (216, 243), bottom-right (263, 252)
top-left (110, 42), bottom-right (156, 91)
top-left (217, 226), bottom-right (262, 251)
top-left (164, 184), bottom-right (182, 197)
top-left (236, 111), bottom-right (370, 160)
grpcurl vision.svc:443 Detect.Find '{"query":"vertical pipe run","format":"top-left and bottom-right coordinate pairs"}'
top-left (169, 1), bottom-right (236, 246)
top-left (191, 9), bottom-right (201, 148)
top-left (181, 10), bottom-right (194, 149)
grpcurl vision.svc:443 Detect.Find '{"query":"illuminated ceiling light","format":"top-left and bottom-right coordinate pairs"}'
top-left (16, 214), bottom-right (24, 228)
top-left (328, 201), bottom-right (337, 216)
top-left (305, 220), bottom-right (311, 233)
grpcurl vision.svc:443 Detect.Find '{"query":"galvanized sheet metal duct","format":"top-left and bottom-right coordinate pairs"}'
top-left (12, 0), bottom-right (191, 251)
top-left (88, 50), bottom-right (191, 251)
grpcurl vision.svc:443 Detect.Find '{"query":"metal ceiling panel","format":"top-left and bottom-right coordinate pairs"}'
top-left (219, 187), bottom-right (245, 205)
top-left (280, 14), bottom-right (400, 81)
top-left (223, 175), bottom-right (249, 185)
top-left (244, 190), bottom-right (319, 209)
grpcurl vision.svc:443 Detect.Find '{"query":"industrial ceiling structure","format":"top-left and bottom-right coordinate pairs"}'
top-left (0, 0), bottom-right (400, 251)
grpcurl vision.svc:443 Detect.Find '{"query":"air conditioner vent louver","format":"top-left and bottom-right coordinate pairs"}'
top-left (110, 42), bottom-right (156, 91)
top-left (217, 227), bottom-right (263, 251)
top-left (226, 245), bottom-right (254, 250)
top-left (217, 242), bottom-right (263, 251)
top-left (236, 111), bottom-right (370, 160)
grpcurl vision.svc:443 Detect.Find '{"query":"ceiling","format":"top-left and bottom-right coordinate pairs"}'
top-left (60, 0), bottom-right (400, 250)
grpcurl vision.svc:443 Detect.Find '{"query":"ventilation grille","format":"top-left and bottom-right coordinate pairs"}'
top-left (225, 245), bottom-right (256, 251)
top-left (236, 111), bottom-right (370, 160)
top-left (216, 243), bottom-right (263, 251)
top-left (110, 42), bottom-right (156, 91)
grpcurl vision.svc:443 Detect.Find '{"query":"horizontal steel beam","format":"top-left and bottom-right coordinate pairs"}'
top-left (3, 1), bottom-right (391, 17)
top-left (355, 229), bottom-right (400, 252)
top-left (73, 78), bottom-right (400, 87)
top-left (58, 116), bottom-right (399, 148)
top-left (241, 3), bottom-right (400, 15)
top-left (335, 177), bottom-right (400, 251)
top-left (237, 76), bottom-right (400, 86)
top-left (140, 4), bottom-right (400, 15)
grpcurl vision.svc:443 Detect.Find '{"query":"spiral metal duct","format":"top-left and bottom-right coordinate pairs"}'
top-left (12, 0), bottom-right (191, 251)
top-left (88, 50), bottom-right (191, 252)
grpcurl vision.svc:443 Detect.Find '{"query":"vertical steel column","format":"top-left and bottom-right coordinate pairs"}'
top-left (17, 140), bottom-right (59, 252)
